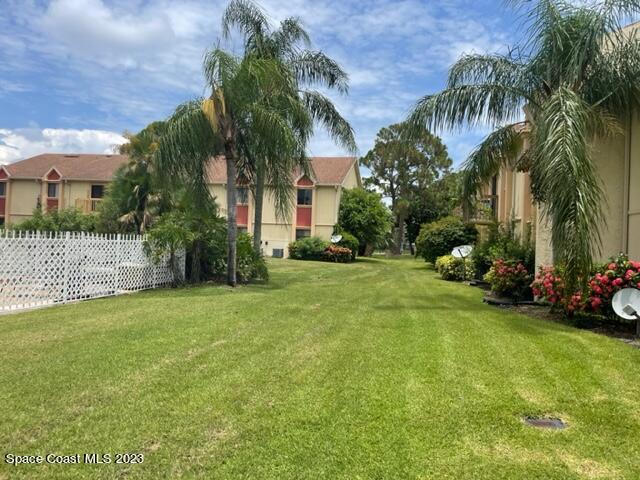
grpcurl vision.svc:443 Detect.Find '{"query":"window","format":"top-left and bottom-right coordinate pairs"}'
top-left (296, 229), bottom-right (311, 240)
top-left (91, 185), bottom-right (104, 199)
top-left (237, 187), bottom-right (249, 205)
top-left (0, 217), bottom-right (4, 227)
top-left (0, 182), bottom-right (5, 197)
top-left (297, 188), bottom-right (312, 206)
top-left (47, 183), bottom-right (58, 198)
top-left (238, 226), bottom-right (248, 234)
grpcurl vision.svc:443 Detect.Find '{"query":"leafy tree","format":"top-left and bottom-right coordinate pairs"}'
top-left (407, 0), bottom-right (640, 290)
top-left (361, 122), bottom-right (452, 254)
top-left (13, 208), bottom-right (99, 232)
top-left (156, 46), bottom-right (310, 286)
top-left (405, 172), bottom-right (462, 250)
top-left (222, 0), bottom-right (356, 253)
top-left (337, 188), bottom-right (393, 256)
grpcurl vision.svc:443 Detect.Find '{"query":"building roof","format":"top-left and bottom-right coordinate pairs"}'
top-left (3, 154), bottom-right (128, 181)
top-left (2, 153), bottom-right (358, 186)
top-left (206, 156), bottom-right (358, 185)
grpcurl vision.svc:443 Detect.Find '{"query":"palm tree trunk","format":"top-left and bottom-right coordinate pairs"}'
top-left (252, 161), bottom-right (265, 254)
top-left (225, 143), bottom-right (238, 287)
top-left (392, 214), bottom-right (405, 255)
top-left (190, 240), bottom-right (202, 283)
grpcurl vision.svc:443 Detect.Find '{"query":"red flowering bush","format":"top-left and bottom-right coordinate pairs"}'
top-left (484, 259), bottom-right (533, 300)
top-left (584, 254), bottom-right (640, 315)
top-left (532, 254), bottom-right (640, 316)
top-left (322, 245), bottom-right (353, 263)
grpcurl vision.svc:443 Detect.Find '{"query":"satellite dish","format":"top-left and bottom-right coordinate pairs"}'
top-left (452, 245), bottom-right (473, 259)
top-left (330, 234), bottom-right (343, 244)
top-left (612, 288), bottom-right (640, 320)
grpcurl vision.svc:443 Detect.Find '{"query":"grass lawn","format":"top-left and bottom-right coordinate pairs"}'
top-left (1, 257), bottom-right (640, 479)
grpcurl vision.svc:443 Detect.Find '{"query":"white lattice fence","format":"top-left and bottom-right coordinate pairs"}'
top-left (0, 231), bottom-right (185, 313)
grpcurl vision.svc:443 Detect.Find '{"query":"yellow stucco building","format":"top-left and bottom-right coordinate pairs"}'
top-left (0, 154), bottom-right (361, 258)
top-left (478, 122), bottom-right (640, 266)
top-left (206, 156), bottom-right (361, 257)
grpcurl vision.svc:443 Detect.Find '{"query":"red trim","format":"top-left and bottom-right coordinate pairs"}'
top-left (237, 205), bottom-right (249, 226)
top-left (297, 176), bottom-right (314, 187)
top-left (296, 207), bottom-right (312, 227)
top-left (46, 198), bottom-right (59, 211)
top-left (46, 169), bottom-right (61, 181)
top-left (0, 169), bottom-right (8, 180)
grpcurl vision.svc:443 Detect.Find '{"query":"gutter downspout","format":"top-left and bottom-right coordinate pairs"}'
top-left (623, 111), bottom-right (632, 254)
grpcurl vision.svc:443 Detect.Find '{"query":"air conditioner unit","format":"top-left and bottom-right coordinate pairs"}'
top-left (272, 248), bottom-right (284, 258)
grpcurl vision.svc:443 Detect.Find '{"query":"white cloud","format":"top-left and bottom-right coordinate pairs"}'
top-left (0, 0), bottom-right (512, 165)
top-left (0, 128), bottom-right (126, 164)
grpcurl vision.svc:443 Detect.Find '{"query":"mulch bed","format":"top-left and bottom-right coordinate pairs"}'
top-left (492, 300), bottom-right (640, 348)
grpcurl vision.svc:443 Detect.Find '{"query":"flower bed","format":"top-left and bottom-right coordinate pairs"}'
top-left (532, 254), bottom-right (640, 315)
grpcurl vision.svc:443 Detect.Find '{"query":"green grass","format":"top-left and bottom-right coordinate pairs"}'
top-left (1, 257), bottom-right (640, 479)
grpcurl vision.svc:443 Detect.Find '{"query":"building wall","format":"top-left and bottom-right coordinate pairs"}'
top-left (628, 115), bottom-right (640, 260)
top-left (207, 164), bottom-right (361, 258)
top-left (534, 124), bottom-right (638, 266)
top-left (6, 179), bottom-right (41, 224)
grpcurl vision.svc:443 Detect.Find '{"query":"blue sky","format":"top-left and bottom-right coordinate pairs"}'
top-left (0, 0), bottom-right (524, 167)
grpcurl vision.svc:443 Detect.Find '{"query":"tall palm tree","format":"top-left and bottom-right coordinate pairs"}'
top-left (222, 0), bottom-right (357, 252)
top-left (156, 49), bottom-right (311, 286)
top-left (407, 0), bottom-right (640, 290)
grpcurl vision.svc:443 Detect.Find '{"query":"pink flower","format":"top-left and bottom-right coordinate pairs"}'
top-left (609, 263), bottom-right (617, 270)
top-left (625, 270), bottom-right (635, 281)
top-left (613, 278), bottom-right (624, 287)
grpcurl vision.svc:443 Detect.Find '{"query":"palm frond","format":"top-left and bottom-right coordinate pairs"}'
top-left (408, 84), bottom-right (530, 133)
top-left (290, 51), bottom-right (349, 93)
top-left (461, 123), bottom-right (526, 214)
top-left (222, 0), bottom-right (268, 42)
top-left (531, 87), bottom-right (605, 289)
top-left (302, 91), bottom-right (357, 153)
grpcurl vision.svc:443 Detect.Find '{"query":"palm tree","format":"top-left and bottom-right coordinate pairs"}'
top-left (222, 0), bottom-right (357, 253)
top-left (105, 121), bottom-right (167, 233)
top-left (407, 0), bottom-right (640, 290)
top-left (156, 49), bottom-right (311, 286)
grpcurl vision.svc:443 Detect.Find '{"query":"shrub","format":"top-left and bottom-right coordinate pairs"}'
top-left (335, 231), bottom-right (359, 261)
top-left (13, 208), bottom-right (99, 232)
top-left (416, 216), bottom-right (478, 264)
top-left (531, 265), bottom-right (570, 309)
top-left (323, 245), bottom-right (353, 263)
top-left (471, 221), bottom-right (535, 277)
top-left (288, 236), bottom-right (354, 263)
top-left (236, 233), bottom-right (269, 283)
top-left (289, 236), bottom-right (330, 260)
top-left (435, 255), bottom-right (475, 281)
top-left (532, 254), bottom-right (640, 315)
top-left (484, 259), bottom-right (533, 300)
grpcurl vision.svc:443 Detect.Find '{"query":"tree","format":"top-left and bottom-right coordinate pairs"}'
top-left (337, 188), bottom-right (393, 256)
top-left (100, 121), bottom-right (167, 234)
top-left (407, 0), bottom-right (640, 290)
top-left (156, 48), bottom-right (311, 286)
top-left (405, 172), bottom-right (461, 251)
top-left (361, 122), bottom-right (452, 254)
top-left (222, 0), bottom-right (356, 253)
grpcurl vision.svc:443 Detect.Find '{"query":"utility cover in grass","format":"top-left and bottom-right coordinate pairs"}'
top-left (523, 416), bottom-right (567, 429)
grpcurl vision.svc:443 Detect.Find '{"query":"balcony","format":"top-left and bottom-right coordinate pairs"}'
top-left (75, 198), bottom-right (103, 213)
top-left (470, 195), bottom-right (498, 224)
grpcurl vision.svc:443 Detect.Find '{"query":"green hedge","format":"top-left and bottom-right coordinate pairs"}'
top-left (416, 216), bottom-right (478, 264)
